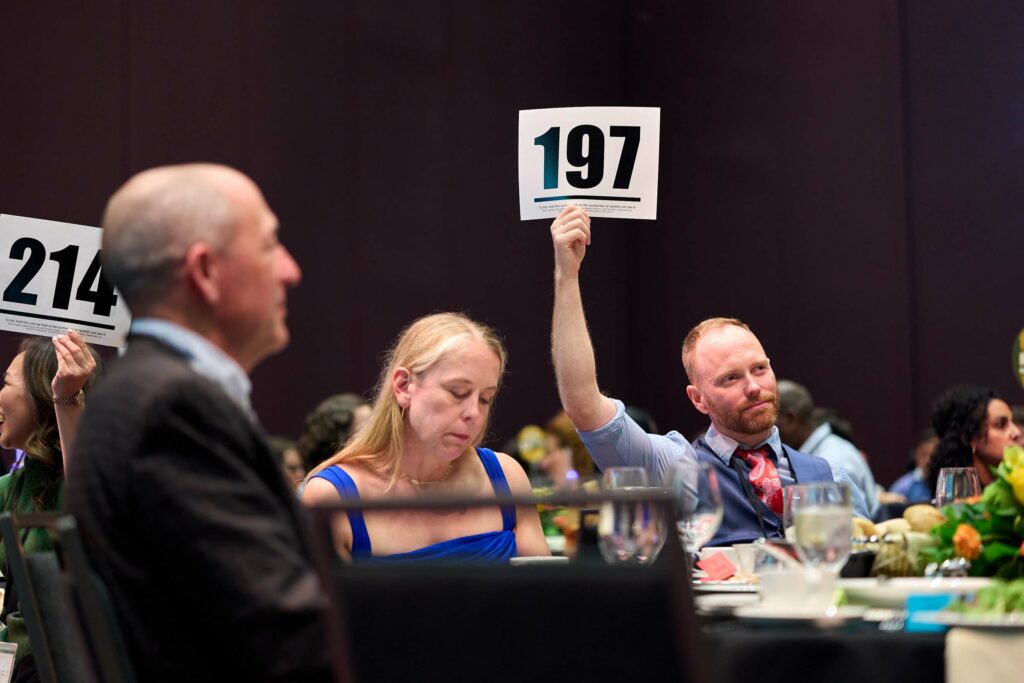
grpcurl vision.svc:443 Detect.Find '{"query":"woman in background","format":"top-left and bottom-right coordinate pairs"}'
top-left (303, 312), bottom-right (547, 561)
top-left (0, 331), bottom-right (102, 664)
top-left (927, 384), bottom-right (1021, 494)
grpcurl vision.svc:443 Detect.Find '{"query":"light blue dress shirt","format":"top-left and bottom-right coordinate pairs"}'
top-left (578, 399), bottom-right (870, 518)
top-left (129, 318), bottom-right (255, 421)
top-left (799, 422), bottom-right (880, 518)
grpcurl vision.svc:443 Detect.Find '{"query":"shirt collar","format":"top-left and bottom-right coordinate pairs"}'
top-left (704, 424), bottom-right (783, 465)
top-left (799, 422), bottom-right (833, 454)
top-left (129, 318), bottom-right (254, 418)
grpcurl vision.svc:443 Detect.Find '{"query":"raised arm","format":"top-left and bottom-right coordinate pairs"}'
top-left (550, 205), bottom-right (616, 432)
top-left (51, 330), bottom-right (98, 474)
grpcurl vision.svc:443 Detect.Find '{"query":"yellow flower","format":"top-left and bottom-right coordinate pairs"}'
top-left (1007, 466), bottom-right (1024, 507)
top-left (952, 523), bottom-right (982, 561)
top-left (1005, 445), bottom-right (1024, 471)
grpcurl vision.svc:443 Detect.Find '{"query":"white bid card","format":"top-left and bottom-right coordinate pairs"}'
top-left (518, 106), bottom-right (660, 221)
top-left (0, 215), bottom-right (131, 347)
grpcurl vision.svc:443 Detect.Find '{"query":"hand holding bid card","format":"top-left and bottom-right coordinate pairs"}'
top-left (518, 106), bottom-right (660, 221)
top-left (0, 215), bottom-right (131, 347)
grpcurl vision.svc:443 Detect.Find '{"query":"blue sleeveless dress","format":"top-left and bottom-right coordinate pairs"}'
top-left (312, 447), bottom-right (518, 562)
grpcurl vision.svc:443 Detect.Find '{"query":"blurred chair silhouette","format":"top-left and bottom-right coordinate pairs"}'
top-left (0, 512), bottom-right (90, 683)
top-left (54, 515), bottom-right (137, 683)
top-left (308, 490), bottom-right (707, 683)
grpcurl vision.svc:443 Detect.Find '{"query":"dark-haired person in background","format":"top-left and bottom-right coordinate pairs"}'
top-left (927, 385), bottom-right (1021, 494)
top-left (268, 435), bottom-right (306, 491)
top-left (777, 380), bottom-right (880, 519)
top-left (297, 392), bottom-right (370, 472)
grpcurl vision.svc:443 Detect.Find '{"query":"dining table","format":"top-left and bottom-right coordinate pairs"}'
top-left (699, 612), bottom-right (945, 683)
top-left (309, 491), bottom-right (1018, 683)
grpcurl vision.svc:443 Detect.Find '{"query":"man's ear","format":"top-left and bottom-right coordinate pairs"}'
top-left (182, 242), bottom-right (219, 305)
top-left (686, 384), bottom-right (709, 416)
top-left (392, 367), bottom-right (413, 409)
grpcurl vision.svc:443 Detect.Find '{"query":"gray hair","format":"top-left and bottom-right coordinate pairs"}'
top-left (777, 379), bottom-right (815, 421)
top-left (100, 165), bottom-right (237, 313)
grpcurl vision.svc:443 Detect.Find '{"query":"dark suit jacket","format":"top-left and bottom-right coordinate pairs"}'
top-left (66, 335), bottom-right (331, 682)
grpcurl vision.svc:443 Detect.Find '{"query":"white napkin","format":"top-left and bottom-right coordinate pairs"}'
top-left (946, 627), bottom-right (1024, 683)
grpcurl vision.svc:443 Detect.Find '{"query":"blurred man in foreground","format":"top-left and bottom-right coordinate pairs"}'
top-left (67, 164), bottom-right (331, 681)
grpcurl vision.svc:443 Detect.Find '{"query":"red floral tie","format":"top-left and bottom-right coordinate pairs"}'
top-left (735, 447), bottom-right (784, 515)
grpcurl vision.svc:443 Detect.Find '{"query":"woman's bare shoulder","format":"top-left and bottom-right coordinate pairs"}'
top-left (493, 451), bottom-right (533, 493)
top-left (302, 460), bottom-right (383, 503)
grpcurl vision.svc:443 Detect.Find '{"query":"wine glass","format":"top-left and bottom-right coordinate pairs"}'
top-left (668, 460), bottom-right (723, 557)
top-left (934, 467), bottom-right (981, 507)
top-left (597, 467), bottom-right (666, 564)
top-left (789, 482), bottom-right (852, 575)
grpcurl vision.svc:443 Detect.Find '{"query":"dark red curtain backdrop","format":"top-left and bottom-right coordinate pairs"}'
top-left (2, 1), bottom-right (1022, 486)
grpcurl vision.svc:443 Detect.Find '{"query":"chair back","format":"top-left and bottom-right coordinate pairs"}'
top-left (308, 489), bottom-right (706, 683)
top-left (54, 515), bottom-right (138, 683)
top-left (0, 512), bottom-right (94, 683)
top-left (0, 513), bottom-right (59, 683)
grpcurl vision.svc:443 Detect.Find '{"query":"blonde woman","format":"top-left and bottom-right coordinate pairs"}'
top-left (303, 313), bottom-right (548, 561)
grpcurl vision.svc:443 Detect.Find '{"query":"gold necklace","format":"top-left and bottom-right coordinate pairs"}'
top-left (398, 461), bottom-right (455, 486)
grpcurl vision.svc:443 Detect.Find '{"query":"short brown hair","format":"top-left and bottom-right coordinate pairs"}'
top-left (681, 317), bottom-right (751, 384)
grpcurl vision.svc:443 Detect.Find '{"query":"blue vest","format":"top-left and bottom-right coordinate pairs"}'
top-left (693, 438), bottom-right (834, 546)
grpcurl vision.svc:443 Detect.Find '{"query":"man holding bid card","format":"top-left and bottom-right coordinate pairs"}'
top-left (67, 164), bottom-right (330, 682)
top-left (548, 205), bottom-right (869, 546)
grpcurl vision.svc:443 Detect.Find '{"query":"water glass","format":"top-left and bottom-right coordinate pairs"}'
top-left (934, 467), bottom-right (981, 507)
top-left (789, 482), bottom-right (852, 575)
top-left (668, 460), bottom-right (723, 555)
top-left (597, 467), bottom-right (666, 564)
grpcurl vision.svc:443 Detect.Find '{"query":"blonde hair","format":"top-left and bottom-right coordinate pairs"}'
top-left (681, 317), bottom-right (751, 384)
top-left (308, 312), bottom-right (507, 489)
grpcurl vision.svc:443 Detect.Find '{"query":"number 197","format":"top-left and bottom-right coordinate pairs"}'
top-left (534, 125), bottom-right (640, 190)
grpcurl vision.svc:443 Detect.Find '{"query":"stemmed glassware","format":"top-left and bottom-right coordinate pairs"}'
top-left (668, 460), bottom-right (723, 558)
top-left (784, 483), bottom-right (852, 611)
top-left (930, 467), bottom-right (983, 571)
top-left (934, 467), bottom-right (982, 507)
top-left (788, 482), bottom-right (852, 575)
top-left (597, 467), bottom-right (666, 565)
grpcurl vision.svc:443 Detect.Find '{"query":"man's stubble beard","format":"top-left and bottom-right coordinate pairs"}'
top-left (706, 393), bottom-right (779, 438)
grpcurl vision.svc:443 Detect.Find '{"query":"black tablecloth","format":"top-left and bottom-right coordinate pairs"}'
top-left (704, 622), bottom-right (945, 683)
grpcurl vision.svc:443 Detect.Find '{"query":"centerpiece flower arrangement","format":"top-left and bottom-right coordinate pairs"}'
top-left (919, 445), bottom-right (1024, 578)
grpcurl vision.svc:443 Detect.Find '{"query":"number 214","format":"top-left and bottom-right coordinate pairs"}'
top-left (3, 238), bottom-right (119, 316)
top-left (534, 125), bottom-right (641, 190)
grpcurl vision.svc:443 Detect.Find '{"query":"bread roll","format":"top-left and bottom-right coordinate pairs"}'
top-left (904, 504), bottom-right (946, 532)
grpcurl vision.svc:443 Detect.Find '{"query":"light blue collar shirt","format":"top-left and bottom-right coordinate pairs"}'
top-left (129, 317), bottom-right (255, 420)
top-left (703, 424), bottom-right (795, 483)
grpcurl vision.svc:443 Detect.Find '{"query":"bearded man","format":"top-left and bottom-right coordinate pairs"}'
top-left (548, 205), bottom-right (868, 545)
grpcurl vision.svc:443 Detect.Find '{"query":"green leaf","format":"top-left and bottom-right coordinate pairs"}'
top-left (982, 480), bottom-right (1019, 516)
top-left (918, 545), bottom-right (953, 566)
top-left (983, 542), bottom-right (1021, 563)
